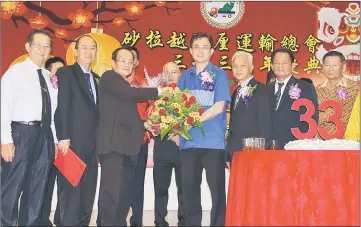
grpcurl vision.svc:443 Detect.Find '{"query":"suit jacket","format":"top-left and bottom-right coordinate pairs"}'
top-left (268, 75), bottom-right (319, 149)
top-left (227, 78), bottom-right (272, 153)
top-left (98, 70), bottom-right (158, 156)
top-left (54, 62), bottom-right (100, 156)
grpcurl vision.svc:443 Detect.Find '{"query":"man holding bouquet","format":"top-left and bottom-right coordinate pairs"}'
top-left (177, 32), bottom-right (231, 226)
top-left (97, 47), bottom-right (168, 226)
top-left (153, 62), bottom-right (185, 226)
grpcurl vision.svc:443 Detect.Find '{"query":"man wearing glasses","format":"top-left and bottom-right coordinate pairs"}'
top-left (1, 29), bottom-right (58, 226)
top-left (177, 32), bottom-right (231, 226)
top-left (54, 35), bottom-right (100, 226)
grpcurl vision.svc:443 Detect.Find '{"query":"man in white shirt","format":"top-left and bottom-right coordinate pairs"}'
top-left (1, 29), bottom-right (57, 226)
top-left (54, 35), bottom-right (100, 226)
top-left (267, 48), bottom-right (319, 149)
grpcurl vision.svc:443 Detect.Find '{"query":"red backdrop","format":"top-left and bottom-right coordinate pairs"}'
top-left (1, 1), bottom-right (359, 86)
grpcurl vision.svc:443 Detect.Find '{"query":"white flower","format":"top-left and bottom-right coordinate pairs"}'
top-left (240, 86), bottom-right (250, 98)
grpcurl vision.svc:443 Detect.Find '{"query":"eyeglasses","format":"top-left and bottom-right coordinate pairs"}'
top-left (192, 46), bottom-right (211, 52)
top-left (31, 43), bottom-right (51, 50)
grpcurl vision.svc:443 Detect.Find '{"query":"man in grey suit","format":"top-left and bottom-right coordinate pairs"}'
top-left (97, 47), bottom-right (168, 226)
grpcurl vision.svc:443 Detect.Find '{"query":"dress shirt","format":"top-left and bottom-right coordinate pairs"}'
top-left (1, 58), bottom-right (58, 144)
top-left (274, 74), bottom-right (292, 109)
top-left (238, 76), bottom-right (253, 88)
top-left (234, 76), bottom-right (253, 107)
top-left (78, 63), bottom-right (97, 103)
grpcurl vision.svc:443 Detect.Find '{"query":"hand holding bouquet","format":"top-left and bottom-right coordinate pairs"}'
top-left (147, 85), bottom-right (205, 140)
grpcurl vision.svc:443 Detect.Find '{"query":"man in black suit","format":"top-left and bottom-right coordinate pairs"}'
top-left (55, 35), bottom-right (99, 226)
top-left (39, 56), bottom-right (65, 227)
top-left (268, 48), bottom-right (319, 149)
top-left (227, 51), bottom-right (272, 154)
top-left (97, 47), bottom-right (167, 226)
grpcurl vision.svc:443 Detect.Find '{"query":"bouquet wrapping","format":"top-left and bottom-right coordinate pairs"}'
top-left (147, 84), bottom-right (205, 140)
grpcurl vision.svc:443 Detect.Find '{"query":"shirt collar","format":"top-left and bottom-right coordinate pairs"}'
top-left (191, 62), bottom-right (213, 75)
top-left (77, 62), bottom-right (92, 74)
top-left (25, 57), bottom-right (43, 71)
top-left (237, 76), bottom-right (253, 88)
top-left (320, 76), bottom-right (348, 88)
top-left (276, 74), bottom-right (292, 86)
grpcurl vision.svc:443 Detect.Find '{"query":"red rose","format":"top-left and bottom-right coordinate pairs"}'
top-left (182, 94), bottom-right (188, 101)
top-left (198, 108), bottom-right (204, 114)
top-left (173, 123), bottom-right (180, 130)
top-left (186, 116), bottom-right (194, 124)
top-left (185, 102), bottom-right (191, 109)
top-left (189, 96), bottom-right (196, 104)
top-left (163, 97), bottom-right (169, 102)
top-left (169, 83), bottom-right (177, 88)
top-left (174, 108), bottom-right (180, 113)
top-left (159, 109), bottom-right (167, 116)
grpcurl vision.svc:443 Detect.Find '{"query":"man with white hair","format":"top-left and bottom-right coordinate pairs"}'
top-left (226, 51), bottom-right (272, 154)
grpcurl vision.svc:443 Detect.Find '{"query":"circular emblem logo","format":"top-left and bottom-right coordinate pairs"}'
top-left (201, 1), bottom-right (245, 29)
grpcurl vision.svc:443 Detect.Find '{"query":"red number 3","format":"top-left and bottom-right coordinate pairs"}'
top-left (290, 98), bottom-right (344, 140)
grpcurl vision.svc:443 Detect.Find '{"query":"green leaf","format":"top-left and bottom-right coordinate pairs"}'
top-left (160, 122), bottom-right (175, 141)
top-left (193, 120), bottom-right (205, 135)
top-left (179, 124), bottom-right (192, 140)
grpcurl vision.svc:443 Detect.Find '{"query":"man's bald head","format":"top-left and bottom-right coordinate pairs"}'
top-left (163, 62), bottom-right (180, 84)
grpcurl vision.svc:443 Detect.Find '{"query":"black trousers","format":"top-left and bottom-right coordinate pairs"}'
top-left (153, 137), bottom-right (185, 226)
top-left (130, 143), bottom-right (148, 226)
top-left (180, 148), bottom-right (226, 226)
top-left (57, 148), bottom-right (98, 226)
top-left (1, 122), bottom-right (55, 226)
top-left (98, 152), bottom-right (138, 226)
top-left (39, 165), bottom-right (61, 226)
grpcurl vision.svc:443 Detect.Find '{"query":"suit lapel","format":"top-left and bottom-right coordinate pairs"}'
top-left (92, 71), bottom-right (99, 105)
top-left (277, 76), bottom-right (296, 111)
top-left (230, 87), bottom-right (237, 112)
top-left (234, 78), bottom-right (257, 111)
top-left (72, 62), bottom-right (95, 106)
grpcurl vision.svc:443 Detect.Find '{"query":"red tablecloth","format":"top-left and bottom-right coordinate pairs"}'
top-left (225, 150), bottom-right (360, 226)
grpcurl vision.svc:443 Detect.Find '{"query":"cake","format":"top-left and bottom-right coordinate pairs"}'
top-left (284, 139), bottom-right (360, 150)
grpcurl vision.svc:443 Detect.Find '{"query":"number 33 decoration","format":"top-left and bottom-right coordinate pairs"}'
top-left (291, 98), bottom-right (344, 140)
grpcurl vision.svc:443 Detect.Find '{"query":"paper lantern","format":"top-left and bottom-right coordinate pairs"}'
top-left (66, 28), bottom-right (121, 76)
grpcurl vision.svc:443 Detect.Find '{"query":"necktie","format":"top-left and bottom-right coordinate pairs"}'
top-left (274, 82), bottom-right (284, 110)
top-left (234, 85), bottom-right (242, 110)
top-left (37, 69), bottom-right (51, 127)
top-left (84, 73), bottom-right (95, 103)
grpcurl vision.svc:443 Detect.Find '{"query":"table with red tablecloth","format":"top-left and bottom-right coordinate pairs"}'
top-left (225, 150), bottom-right (360, 226)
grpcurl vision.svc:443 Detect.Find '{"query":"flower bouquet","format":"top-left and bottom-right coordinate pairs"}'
top-left (146, 84), bottom-right (205, 141)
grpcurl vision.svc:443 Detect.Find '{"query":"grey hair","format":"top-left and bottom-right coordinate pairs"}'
top-left (232, 51), bottom-right (253, 65)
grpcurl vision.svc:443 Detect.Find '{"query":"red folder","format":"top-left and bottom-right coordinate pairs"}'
top-left (54, 148), bottom-right (87, 187)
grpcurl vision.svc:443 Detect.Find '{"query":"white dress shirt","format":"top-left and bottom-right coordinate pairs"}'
top-left (234, 76), bottom-right (253, 108)
top-left (78, 63), bottom-right (97, 103)
top-left (274, 74), bottom-right (292, 109)
top-left (1, 58), bottom-right (58, 144)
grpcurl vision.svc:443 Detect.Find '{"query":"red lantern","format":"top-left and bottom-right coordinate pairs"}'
top-left (55, 29), bottom-right (68, 39)
top-left (29, 15), bottom-right (49, 29)
top-left (155, 1), bottom-right (166, 7)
